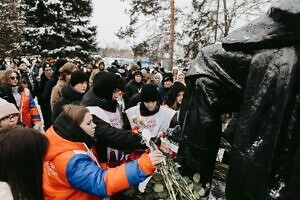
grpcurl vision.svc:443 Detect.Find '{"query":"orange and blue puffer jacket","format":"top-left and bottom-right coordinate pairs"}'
top-left (43, 126), bottom-right (156, 200)
top-left (19, 88), bottom-right (41, 127)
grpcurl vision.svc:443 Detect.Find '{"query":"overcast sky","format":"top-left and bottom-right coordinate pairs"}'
top-left (90, 0), bottom-right (270, 49)
top-left (90, 0), bottom-right (190, 49)
top-left (90, 0), bottom-right (130, 49)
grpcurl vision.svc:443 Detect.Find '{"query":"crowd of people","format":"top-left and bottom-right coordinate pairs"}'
top-left (0, 57), bottom-right (187, 199)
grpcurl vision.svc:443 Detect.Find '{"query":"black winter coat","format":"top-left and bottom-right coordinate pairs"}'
top-left (157, 83), bottom-right (170, 103)
top-left (124, 80), bottom-right (144, 108)
top-left (43, 76), bottom-right (58, 129)
top-left (0, 83), bottom-right (17, 107)
top-left (52, 84), bottom-right (84, 122)
top-left (81, 89), bottom-right (146, 163)
top-left (19, 70), bottom-right (40, 100)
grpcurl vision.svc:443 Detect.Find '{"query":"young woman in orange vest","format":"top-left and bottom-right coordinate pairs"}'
top-left (43, 104), bottom-right (164, 200)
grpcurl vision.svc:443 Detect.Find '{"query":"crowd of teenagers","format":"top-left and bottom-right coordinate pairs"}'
top-left (0, 57), bottom-right (187, 199)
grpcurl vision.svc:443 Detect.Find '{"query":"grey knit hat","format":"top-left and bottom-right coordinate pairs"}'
top-left (0, 98), bottom-right (19, 120)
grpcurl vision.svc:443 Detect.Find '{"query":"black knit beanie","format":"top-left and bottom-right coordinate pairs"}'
top-left (162, 73), bottom-right (174, 83)
top-left (93, 72), bottom-right (125, 100)
top-left (70, 71), bottom-right (89, 87)
top-left (133, 70), bottom-right (143, 77)
top-left (17, 61), bottom-right (27, 67)
top-left (42, 62), bottom-right (51, 71)
top-left (140, 84), bottom-right (160, 102)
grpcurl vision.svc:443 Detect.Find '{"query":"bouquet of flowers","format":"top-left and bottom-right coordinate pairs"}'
top-left (131, 115), bottom-right (145, 134)
top-left (128, 116), bottom-right (205, 200)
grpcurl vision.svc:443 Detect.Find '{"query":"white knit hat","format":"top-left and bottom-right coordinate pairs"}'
top-left (0, 98), bottom-right (19, 120)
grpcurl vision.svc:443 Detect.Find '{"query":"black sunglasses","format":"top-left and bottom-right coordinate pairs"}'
top-left (10, 76), bottom-right (20, 80)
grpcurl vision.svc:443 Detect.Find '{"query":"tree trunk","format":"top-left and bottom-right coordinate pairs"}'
top-left (214, 0), bottom-right (220, 42)
top-left (222, 0), bottom-right (229, 36)
top-left (168, 0), bottom-right (175, 71)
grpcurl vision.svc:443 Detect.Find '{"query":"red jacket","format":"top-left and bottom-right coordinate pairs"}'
top-left (19, 88), bottom-right (41, 127)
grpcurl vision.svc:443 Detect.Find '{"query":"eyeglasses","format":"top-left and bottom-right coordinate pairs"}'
top-left (10, 76), bottom-right (19, 81)
top-left (0, 114), bottom-right (19, 121)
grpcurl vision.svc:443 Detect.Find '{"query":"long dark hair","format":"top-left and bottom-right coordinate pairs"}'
top-left (165, 81), bottom-right (186, 110)
top-left (0, 128), bottom-right (49, 199)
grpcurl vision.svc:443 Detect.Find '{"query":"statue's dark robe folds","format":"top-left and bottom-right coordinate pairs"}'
top-left (178, 0), bottom-right (300, 199)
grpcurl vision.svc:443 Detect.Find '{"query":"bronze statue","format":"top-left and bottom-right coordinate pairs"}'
top-left (178, 0), bottom-right (300, 199)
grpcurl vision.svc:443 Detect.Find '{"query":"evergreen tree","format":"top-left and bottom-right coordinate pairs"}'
top-left (22, 0), bottom-right (97, 60)
top-left (0, 0), bottom-right (24, 57)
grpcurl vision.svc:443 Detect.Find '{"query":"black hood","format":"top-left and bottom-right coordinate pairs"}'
top-left (61, 84), bottom-right (85, 103)
top-left (223, 0), bottom-right (300, 51)
top-left (92, 72), bottom-right (125, 100)
top-left (165, 82), bottom-right (186, 107)
top-left (81, 88), bottom-right (118, 112)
